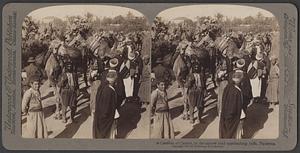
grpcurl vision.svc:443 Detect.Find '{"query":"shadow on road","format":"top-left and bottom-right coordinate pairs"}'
top-left (242, 103), bottom-right (273, 139)
top-left (181, 107), bottom-right (218, 138)
top-left (21, 118), bottom-right (27, 125)
top-left (170, 105), bottom-right (184, 120)
top-left (205, 87), bottom-right (218, 103)
top-left (55, 105), bottom-right (90, 138)
top-left (116, 102), bottom-right (142, 138)
top-left (43, 104), bottom-right (57, 119)
top-left (78, 86), bottom-right (90, 102)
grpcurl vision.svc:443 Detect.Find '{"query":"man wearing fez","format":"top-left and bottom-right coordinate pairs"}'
top-left (93, 70), bottom-right (118, 139)
top-left (129, 51), bottom-right (143, 97)
top-left (185, 59), bottom-right (205, 124)
top-left (220, 71), bottom-right (245, 139)
top-left (101, 58), bottom-right (126, 111)
top-left (229, 59), bottom-right (253, 113)
top-left (247, 52), bottom-right (266, 103)
top-left (119, 51), bottom-right (142, 100)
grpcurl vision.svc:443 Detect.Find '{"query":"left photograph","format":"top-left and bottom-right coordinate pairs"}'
top-left (21, 5), bottom-right (151, 139)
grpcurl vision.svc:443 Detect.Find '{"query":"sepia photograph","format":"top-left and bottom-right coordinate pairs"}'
top-left (21, 5), bottom-right (151, 139)
top-left (150, 5), bottom-right (279, 139)
top-left (2, 1), bottom-right (298, 150)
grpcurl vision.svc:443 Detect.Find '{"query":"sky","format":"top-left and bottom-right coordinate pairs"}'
top-left (157, 5), bottom-right (275, 21)
top-left (28, 5), bottom-right (144, 20)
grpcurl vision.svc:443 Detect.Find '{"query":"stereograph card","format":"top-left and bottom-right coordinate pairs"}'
top-left (1, 2), bottom-right (298, 151)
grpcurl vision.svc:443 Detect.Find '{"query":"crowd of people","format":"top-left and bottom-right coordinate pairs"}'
top-left (150, 17), bottom-right (278, 139)
top-left (21, 16), bottom-right (279, 139)
top-left (21, 16), bottom-right (150, 139)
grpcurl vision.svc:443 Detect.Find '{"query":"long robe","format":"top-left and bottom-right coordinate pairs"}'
top-left (266, 64), bottom-right (279, 103)
top-left (219, 83), bottom-right (243, 139)
top-left (240, 72), bottom-right (252, 111)
top-left (101, 69), bottom-right (125, 110)
top-left (216, 67), bottom-right (229, 115)
top-left (247, 60), bottom-right (265, 97)
top-left (22, 88), bottom-right (48, 138)
top-left (138, 63), bottom-right (151, 103)
top-left (218, 80), bottom-right (228, 115)
top-left (150, 89), bottom-right (174, 139)
top-left (260, 55), bottom-right (271, 99)
top-left (93, 84), bottom-right (117, 139)
top-left (90, 79), bottom-right (101, 115)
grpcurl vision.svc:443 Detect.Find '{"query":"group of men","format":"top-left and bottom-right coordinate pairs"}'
top-left (21, 16), bottom-right (150, 138)
top-left (21, 16), bottom-right (278, 139)
top-left (151, 17), bottom-right (278, 139)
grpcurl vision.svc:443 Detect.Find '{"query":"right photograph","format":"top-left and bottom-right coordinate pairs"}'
top-left (150, 5), bottom-right (279, 139)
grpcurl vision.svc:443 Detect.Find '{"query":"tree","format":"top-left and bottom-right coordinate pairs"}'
top-left (244, 16), bottom-right (255, 24)
top-left (113, 15), bottom-right (125, 24)
top-left (84, 12), bottom-right (94, 22)
top-left (90, 16), bottom-right (102, 32)
top-left (256, 12), bottom-right (265, 24)
top-left (232, 17), bottom-right (243, 26)
top-left (51, 17), bottom-right (67, 34)
top-left (215, 13), bottom-right (224, 22)
top-left (101, 17), bottom-right (113, 25)
top-left (65, 15), bottom-right (81, 24)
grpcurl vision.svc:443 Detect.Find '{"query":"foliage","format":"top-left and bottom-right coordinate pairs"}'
top-left (209, 12), bottom-right (279, 33)
top-left (22, 11), bottom-right (150, 67)
top-left (159, 12), bottom-right (279, 34)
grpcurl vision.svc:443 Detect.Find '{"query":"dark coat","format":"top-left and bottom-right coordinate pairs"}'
top-left (100, 69), bottom-right (125, 109)
top-left (219, 83), bottom-right (243, 139)
top-left (130, 57), bottom-right (143, 97)
top-left (93, 84), bottom-right (117, 138)
top-left (58, 72), bottom-right (79, 107)
top-left (240, 72), bottom-right (253, 109)
top-left (96, 58), bottom-right (105, 75)
top-left (262, 54), bottom-right (271, 75)
top-left (130, 56), bottom-right (143, 77)
top-left (243, 55), bottom-right (252, 73)
top-left (228, 69), bottom-right (253, 107)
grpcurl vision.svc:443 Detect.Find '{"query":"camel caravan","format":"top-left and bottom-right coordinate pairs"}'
top-left (21, 15), bottom-right (150, 138)
top-left (150, 16), bottom-right (277, 139)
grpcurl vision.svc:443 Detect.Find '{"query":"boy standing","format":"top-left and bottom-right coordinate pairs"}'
top-left (150, 80), bottom-right (174, 139)
top-left (22, 75), bottom-right (48, 138)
